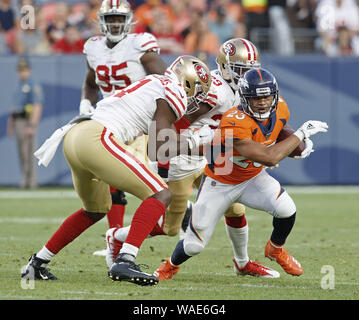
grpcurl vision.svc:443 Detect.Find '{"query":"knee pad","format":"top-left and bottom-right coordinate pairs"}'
top-left (274, 192), bottom-right (296, 218)
top-left (183, 239), bottom-right (205, 257)
top-left (224, 203), bottom-right (245, 218)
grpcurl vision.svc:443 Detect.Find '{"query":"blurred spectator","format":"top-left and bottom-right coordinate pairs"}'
top-left (68, 2), bottom-right (100, 40)
top-left (209, 6), bottom-right (235, 44)
top-left (0, 0), bottom-right (19, 31)
top-left (0, 24), bottom-right (8, 53)
top-left (208, 0), bottom-right (244, 24)
top-left (14, 1), bottom-right (51, 55)
top-left (268, 0), bottom-right (294, 55)
top-left (166, 0), bottom-right (192, 36)
top-left (134, 0), bottom-right (175, 32)
top-left (46, 1), bottom-right (70, 44)
top-left (241, 0), bottom-right (269, 41)
top-left (89, 0), bottom-right (101, 21)
top-left (52, 24), bottom-right (85, 54)
top-left (315, 0), bottom-right (359, 56)
top-left (7, 58), bottom-right (43, 189)
top-left (184, 10), bottom-right (220, 55)
top-left (149, 8), bottom-right (184, 53)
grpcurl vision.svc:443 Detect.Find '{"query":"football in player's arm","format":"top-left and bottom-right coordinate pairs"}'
top-left (113, 39), bottom-right (280, 278)
top-left (153, 68), bottom-right (328, 281)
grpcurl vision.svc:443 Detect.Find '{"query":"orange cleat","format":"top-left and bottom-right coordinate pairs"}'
top-left (233, 259), bottom-right (280, 278)
top-left (265, 240), bottom-right (303, 276)
top-left (153, 258), bottom-right (180, 280)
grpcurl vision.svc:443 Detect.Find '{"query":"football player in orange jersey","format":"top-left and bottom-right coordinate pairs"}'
top-left (108, 38), bottom-right (284, 278)
top-left (78, 0), bottom-right (168, 254)
top-left (154, 68), bottom-right (328, 280)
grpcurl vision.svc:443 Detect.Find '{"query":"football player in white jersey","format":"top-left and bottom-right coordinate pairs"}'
top-left (79, 0), bottom-right (168, 248)
top-left (21, 56), bottom-right (213, 286)
top-left (106, 38), bottom-right (281, 278)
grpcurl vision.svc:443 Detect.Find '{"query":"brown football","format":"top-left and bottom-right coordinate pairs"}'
top-left (276, 127), bottom-right (305, 158)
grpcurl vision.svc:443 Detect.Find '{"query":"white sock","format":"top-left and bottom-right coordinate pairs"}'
top-left (114, 226), bottom-right (130, 242)
top-left (226, 224), bottom-right (249, 268)
top-left (120, 243), bottom-right (138, 257)
top-left (36, 246), bottom-right (55, 262)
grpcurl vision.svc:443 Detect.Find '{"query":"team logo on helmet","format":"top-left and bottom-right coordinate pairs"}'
top-left (223, 42), bottom-right (236, 56)
top-left (195, 63), bottom-right (209, 83)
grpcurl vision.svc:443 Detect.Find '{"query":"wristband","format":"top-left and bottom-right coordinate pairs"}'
top-left (293, 129), bottom-right (305, 141)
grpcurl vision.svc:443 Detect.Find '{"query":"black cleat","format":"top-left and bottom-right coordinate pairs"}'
top-left (21, 254), bottom-right (57, 280)
top-left (108, 253), bottom-right (158, 286)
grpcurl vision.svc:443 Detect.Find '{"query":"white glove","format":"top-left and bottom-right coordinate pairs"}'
top-left (79, 99), bottom-right (95, 115)
top-left (187, 124), bottom-right (215, 150)
top-left (294, 120), bottom-right (328, 140)
top-left (293, 137), bottom-right (314, 159)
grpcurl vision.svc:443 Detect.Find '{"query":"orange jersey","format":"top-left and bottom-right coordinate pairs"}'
top-left (204, 97), bottom-right (290, 184)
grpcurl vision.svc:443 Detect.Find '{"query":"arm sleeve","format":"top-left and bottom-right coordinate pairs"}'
top-left (164, 84), bottom-right (187, 120)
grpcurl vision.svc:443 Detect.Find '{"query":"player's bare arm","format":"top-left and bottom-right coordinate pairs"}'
top-left (140, 51), bottom-right (168, 75)
top-left (81, 62), bottom-right (99, 105)
top-left (184, 102), bottom-right (212, 124)
top-left (233, 136), bottom-right (302, 168)
top-left (148, 99), bottom-right (211, 162)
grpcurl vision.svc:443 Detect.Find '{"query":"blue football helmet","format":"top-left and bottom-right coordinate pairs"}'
top-left (239, 68), bottom-right (279, 121)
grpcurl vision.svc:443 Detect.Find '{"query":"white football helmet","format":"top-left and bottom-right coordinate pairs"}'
top-left (166, 55), bottom-right (212, 114)
top-left (97, 0), bottom-right (133, 43)
top-left (217, 38), bottom-right (261, 91)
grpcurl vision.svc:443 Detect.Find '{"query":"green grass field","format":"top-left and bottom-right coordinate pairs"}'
top-left (0, 186), bottom-right (358, 301)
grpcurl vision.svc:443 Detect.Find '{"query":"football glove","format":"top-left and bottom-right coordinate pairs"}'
top-left (293, 137), bottom-right (314, 160)
top-left (294, 120), bottom-right (328, 140)
top-left (79, 99), bottom-right (95, 115)
top-left (187, 124), bottom-right (214, 150)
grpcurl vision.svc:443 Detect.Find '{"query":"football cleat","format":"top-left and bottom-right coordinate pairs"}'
top-left (233, 258), bottom-right (280, 278)
top-left (153, 257), bottom-right (180, 281)
top-left (108, 253), bottom-right (158, 286)
top-left (21, 254), bottom-right (57, 280)
top-left (265, 240), bottom-right (303, 276)
top-left (105, 227), bottom-right (123, 269)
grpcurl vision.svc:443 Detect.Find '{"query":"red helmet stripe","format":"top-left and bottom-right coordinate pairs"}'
top-left (249, 41), bottom-right (256, 60)
top-left (240, 39), bottom-right (251, 60)
top-left (241, 38), bottom-right (256, 61)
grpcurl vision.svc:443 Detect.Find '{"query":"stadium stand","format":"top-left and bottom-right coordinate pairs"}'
top-left (0, 0), bottom-right (358, 56)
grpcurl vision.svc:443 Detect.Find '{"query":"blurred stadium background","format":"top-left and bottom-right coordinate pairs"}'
top-left (0, 0), bottom-right (359, 187)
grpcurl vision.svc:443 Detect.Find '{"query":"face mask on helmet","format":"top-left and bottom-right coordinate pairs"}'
top-left (98, 0), bottom-right (133, 43)
top-left (239, 69), bottom-right (279, 121)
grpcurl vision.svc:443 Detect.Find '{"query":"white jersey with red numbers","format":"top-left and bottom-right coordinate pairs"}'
top-left (168, 70), bottom-right (241, 181)
top-left (92, 74), bottom-right (187, 143)
top-left (83, 32), bottom-right (160, 98)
